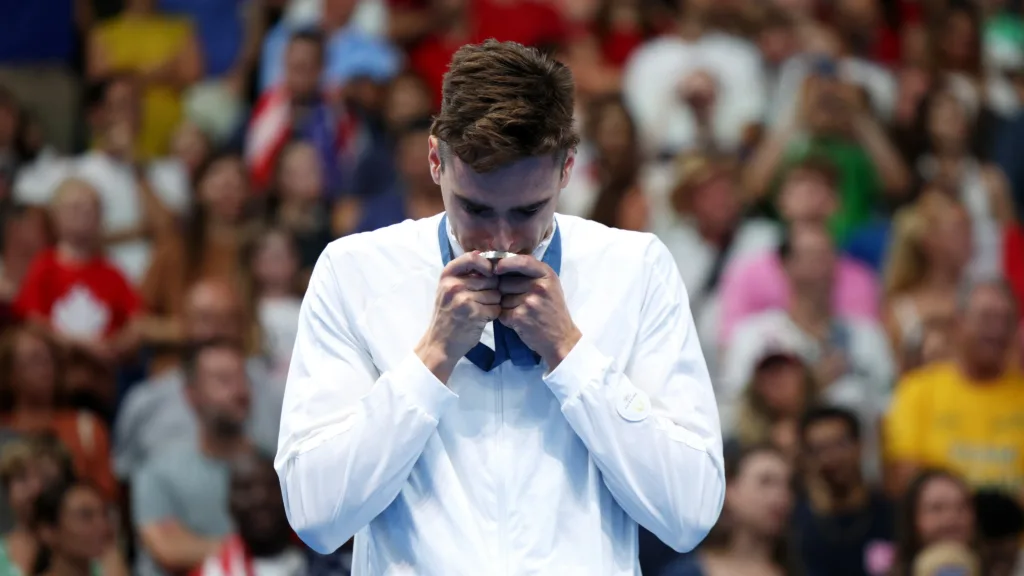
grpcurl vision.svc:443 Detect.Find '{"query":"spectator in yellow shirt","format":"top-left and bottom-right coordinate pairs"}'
top-left (885, 280), bottom-right (1024, 497)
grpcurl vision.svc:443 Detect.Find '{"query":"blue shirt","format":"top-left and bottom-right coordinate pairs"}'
top-left (0, 0), bottom-right (75, 64)
top-left (159, 0), bottom-right (244, 77)
top-left (259, 22), bottom-right (401, 92)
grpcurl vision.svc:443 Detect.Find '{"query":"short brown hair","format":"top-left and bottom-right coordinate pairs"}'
top-left (431, 39), bottom-right (579, 173)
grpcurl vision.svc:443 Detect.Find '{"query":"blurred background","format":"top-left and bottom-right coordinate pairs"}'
top-left (0, 0), bottom-right (1023, 574)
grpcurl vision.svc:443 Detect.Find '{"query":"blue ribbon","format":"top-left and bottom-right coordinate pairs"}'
top-left (437, 214), bottom-right (562, 371)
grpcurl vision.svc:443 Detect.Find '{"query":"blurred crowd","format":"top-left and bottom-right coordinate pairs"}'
top-left (0, 0), bottom-right (1023, 574)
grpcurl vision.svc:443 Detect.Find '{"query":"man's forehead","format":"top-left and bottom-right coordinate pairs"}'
top-left (448, 154), bottom-right (562, 205)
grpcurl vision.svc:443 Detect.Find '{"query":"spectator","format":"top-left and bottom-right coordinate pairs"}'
top-left (893, 470), bottom-right (976, 576)
top-left (405, 0), bottom-right (569, 108)
top-left (722, 224), bottom-right (895, 480)
top-left (380, 71), bottom-right (433, 133)
top-left (131, 339), bottom-right (254, 576)
top-left (352, 117), bottom-right (443, 234)
top-left (0, 326), bottom-right (116, 503)
top-left (884, 280), bottom-right (1023, 494)
top-left (192, 449), bottom-right (316, 576)
top-left (259, 0), bottom-right (400, 97)
top-left (32, 480), bottom-right (128, 576)
top-left (0, 436), bottom-right (77, 575)
top-left (265, 141), bottom-right (335, 275)
top-left (14, 179), bottom-right (143, 406)
top-left (973, 490), bottom-right (1024, 576)
top-left (247, 30), bottom-right (354, 196)
top-left (744, 57), bottom-right (911, 243)
top-left (793, 406), bottom-right (896, 576)
top-left (114, 278), bottom-right (282, 481)
top-left (733, 346), bottom-right (816, 464)
top-left (583, 96), bottom-right (649, 232)
top-left (0, 206), bottom-right (51, 330)
top-left (660, 445), bottom-right (797, 576)
top-left (882, 191), bottom-right (972, 373)
top-left (14, 75), bottom-right (180, 285)
top-left (141, 152), bottom-right (255, 375)
top-left (718, 157), bottom-right (881, 346)
top-left (657, 153), bottom-right (777, 373)
top-left (157, 0), bottom-right (267, 97)
top-left (247, 228), bottom-right (303, 380)
top-left (907, 87), bottom-right (1013, 278)
top-left (87, 0), bottom-right (205, 160)
top-left (622, 0), bottom-right (767, 156)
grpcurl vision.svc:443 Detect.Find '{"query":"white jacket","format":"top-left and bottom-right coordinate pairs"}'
top-left (275, 213), bottom-right (725, 575)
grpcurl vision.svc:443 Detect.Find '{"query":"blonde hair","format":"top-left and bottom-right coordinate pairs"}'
top-left (883, 191), bottom-right (965, 298)
top-left (0, 435), bottom-right (73, 491)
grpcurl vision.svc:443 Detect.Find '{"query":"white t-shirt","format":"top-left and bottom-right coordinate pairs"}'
top-left (622, 33), bottom-right (768, 156)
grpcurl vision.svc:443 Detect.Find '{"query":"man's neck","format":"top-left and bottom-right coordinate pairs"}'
top-left (56, 242), bottom-right (95, 264)
top-left (957, 355), bottom-right (1006, 383)
top-left (724, 528), bottom-right (774, 562)
top-left (809, 480), bottom-right (869, 514)
top-left (46, 555), bottom-right (92, 576)
top-left (788, 293), bottom-right (831, 334)
top-left (199, 430), bottom-right (249, 460)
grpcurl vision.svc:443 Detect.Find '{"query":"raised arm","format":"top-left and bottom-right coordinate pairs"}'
top-left (541, 238), bottom-right (726, 552)
top-left (274, 250), bottom-right (459, 553)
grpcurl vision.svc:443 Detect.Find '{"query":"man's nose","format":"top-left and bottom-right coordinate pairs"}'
top-left (490, 221), bottom-right (514, 251)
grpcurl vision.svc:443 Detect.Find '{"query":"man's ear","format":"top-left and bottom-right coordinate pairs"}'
top-left (428, 136), bottom-right (442, 185)
top-left (559, 149), bottom-right (576, 189)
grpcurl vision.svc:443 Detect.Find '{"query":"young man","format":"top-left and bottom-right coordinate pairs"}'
top-left (794, 407), bottom-right (896, 576)
top-left (276, 40), bottom-right (725, 573)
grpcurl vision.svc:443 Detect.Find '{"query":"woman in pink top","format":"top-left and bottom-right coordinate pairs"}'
top-left (718, 157), bottom-right (881, 346)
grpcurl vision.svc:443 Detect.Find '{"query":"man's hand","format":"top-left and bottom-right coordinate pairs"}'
top-left (494, 255), bottom-right (581, 370)
top-left (415, 252), bottom-right (502, 383)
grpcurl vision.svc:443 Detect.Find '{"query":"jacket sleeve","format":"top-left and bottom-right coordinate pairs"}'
top-left (542, 237), bottom-right (726, 553)
top-left (274, 249), bottom-right (457, 554)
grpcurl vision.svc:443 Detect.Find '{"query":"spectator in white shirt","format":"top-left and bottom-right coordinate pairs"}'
top-left (722, 223), bottom-right (894, 480)
top-left (622, 0), bottom-right (767, 156)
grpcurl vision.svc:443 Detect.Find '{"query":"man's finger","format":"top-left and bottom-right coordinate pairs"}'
top-left (473, 289), bottom-right (502, 306)
top-left (497, 275), bottom-right (535, 295)
top-left (463, 275), bottom-right (500, 291)
top-left (500, 293), bottom-right (528, 309)
top-left (445, 252), bottom-right (494, 278)
top-left (493, 255), bottom-right (547, 278)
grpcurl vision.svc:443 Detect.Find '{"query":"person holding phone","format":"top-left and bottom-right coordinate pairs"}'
top-left (275, 39), bottom-right (725, 574)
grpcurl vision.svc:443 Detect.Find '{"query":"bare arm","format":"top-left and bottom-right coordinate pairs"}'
top-left (852, 114), bottom-right (911, 198)
top-left (741, 123), bottom-right (799, 201)
top-left (140, 522), bottom-right (222, 572)
top-left (87, 31), bottom-right (115, 81)
top-left (141, 28), bottom-right (204, 90)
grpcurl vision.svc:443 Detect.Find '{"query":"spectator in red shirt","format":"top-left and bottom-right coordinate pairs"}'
top-left (405, 0), bottom-right (570, 107)
top-left (15, 177), bottom-right (142, 375)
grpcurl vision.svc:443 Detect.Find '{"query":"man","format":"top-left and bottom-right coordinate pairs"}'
top-left (114, 278), bottom-right (282, 480)
top-left (132, 339), bottom-right (256, 576)
top-left (722, 223), bottom-right (894, 480)
top-left (794, 407), bottom-right (896, 576)
top-left (885, 280), bottom-right (1024, 495)
top-left (276, 40), bottom-right (725, 573)
top-left (193, 449), bottom-right (328, 576)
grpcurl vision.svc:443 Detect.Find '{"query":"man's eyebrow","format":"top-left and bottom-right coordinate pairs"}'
top-left (453, 192), bottom-right (549, 212)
